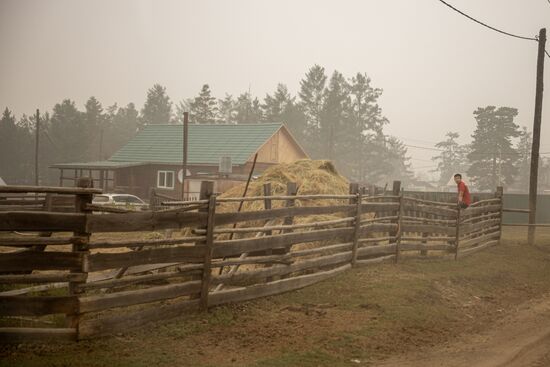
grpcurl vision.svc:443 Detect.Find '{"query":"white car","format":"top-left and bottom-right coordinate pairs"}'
top-left (92, 194), bottom-right (148, 210)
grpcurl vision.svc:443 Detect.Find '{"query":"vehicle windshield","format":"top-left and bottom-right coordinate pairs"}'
top-left (113, 195), bottom-right (143, 204)
top-left (93, 195), bottom-right (110, 203)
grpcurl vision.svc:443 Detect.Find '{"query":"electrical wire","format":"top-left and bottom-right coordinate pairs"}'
top-left (437, 0), bottom-right (537, 41)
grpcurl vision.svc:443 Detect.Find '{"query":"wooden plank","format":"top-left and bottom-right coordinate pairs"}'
top-left (0, 327), bottom-right (77, 343)
top-left (502, 208), bottom-right (530, 213)
top-left (360, 216), bottom-right (398, 225)
top-left (458, 240), bottom-right (498, 258)
top-left (0, 185), bottom-right (101, 194)
top-left (460, 231), bottom-right (500, 248)
top-left (401, 224), bottom-right (456, 235)
top-left (461, 225), bottom-right (500, 240)
top-left (0, 236), bottom-right (76, 247)
top-left (461, 219), bottom-right (501, 234)
top-left (461, 212), bottom-right (500, 224)
top-left (402, 203), bottom-right (457, 218)
top-left (212, 252), bottom-right (353, 287)
top-left (200, 217), bottom-right (355, 234)
top-left (0, 211), bottom-right (85, 232)
top-left (212, 227), bottom-right (355, 258)
top-left (402, 196), bottom-right (456, 207)
top-left (354, 254), bottom-right (396, 267)
top-left (0, 205), bottom-right (45, 211)
top-left (359, 223), bottom-right (398, 235)
top-left (79, 299), bottom-right (200, 338)
top-left (214, 204), bottom-right (356, 226)
top-left (291, 242), bottom-right (353, 257)
top-left (0, 273), bottom-right (86, 284)
top-left (85, 204), bottom-right (131, 213)
top-left (79, 280), bottom-right (201, 313)
top-left (213, 253), bottom-right (292, 267)
top-left (209, 264), bottom-right (351, 306)
top-left (360, 202), bottom-right (400, 213)
top-left (0, 199), bottom-right (46, 205)
top-left (470, 198), bottom-right (502, 206)
top-left (88, 236), bottom-right (205, 249)
top-left (87, 246), bottom-right (206, 272)
top-left (0, 251), bottom-right (83, 272)
top-left (86, 210), bottom-right (207, 232)
top-left (217, 194), bottom-right (355, 202)
top-left (461, 204), bottom-right (501, 218)
top-left (358, 236), bottom-right (396, 244)
top-left (78, 266), bottom-right (203, 290)
top-left (401, 236), bottom-right (455, 241)
top-left (0, 296), bottom-right (78, 316)
top-left (401, 216), bottom-right (456, 225)
top-left (399, 243), bottom-right (455, 252)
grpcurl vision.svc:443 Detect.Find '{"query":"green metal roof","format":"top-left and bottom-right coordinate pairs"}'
top-left (109, 123), bottom-right (284, 165)
top-left (50, 161), bottom-right (143, 169)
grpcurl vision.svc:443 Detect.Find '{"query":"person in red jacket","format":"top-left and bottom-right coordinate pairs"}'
top-left (454, 173), bottom-right (471, 209)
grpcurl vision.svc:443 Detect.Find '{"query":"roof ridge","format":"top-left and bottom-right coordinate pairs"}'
top-left (142, 122), bottom-right (283, 127)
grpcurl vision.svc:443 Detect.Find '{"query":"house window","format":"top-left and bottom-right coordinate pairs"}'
top-left (157, 170), bottom-right (175, 189)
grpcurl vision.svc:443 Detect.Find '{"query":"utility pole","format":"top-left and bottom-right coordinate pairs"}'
top-left (528, 28), bottom-right (546, 246)
top-left (35, 109), bottom-right (40, 186)
top-left (98, 128), bottom-right (104, 161)
top-left (182, 112), bottom-right (189, 201)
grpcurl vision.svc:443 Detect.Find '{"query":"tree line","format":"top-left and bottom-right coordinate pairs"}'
top-left (432, 106), bottom-right (549, 192)
top-left (0, 65), bottom-right (414, 186)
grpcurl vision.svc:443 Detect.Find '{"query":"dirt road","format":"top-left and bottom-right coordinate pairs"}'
top-left (379, 293), bottom-right (550, 367)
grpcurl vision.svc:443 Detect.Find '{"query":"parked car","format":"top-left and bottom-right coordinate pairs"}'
top-left (92, 193), bottom-right (148, 211)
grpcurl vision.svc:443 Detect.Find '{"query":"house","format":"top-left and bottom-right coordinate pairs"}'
top-left (51, 123), bottom-right (308, 199)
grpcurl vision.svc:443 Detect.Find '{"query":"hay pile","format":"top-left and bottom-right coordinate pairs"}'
top-left (219, 160), bottom-right (349, 215)
top-left (217, 160), bottom-right (352, 239)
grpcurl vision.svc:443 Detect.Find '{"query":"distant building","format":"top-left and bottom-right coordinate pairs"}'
top-left (51, 123), bottom-right (308, 199)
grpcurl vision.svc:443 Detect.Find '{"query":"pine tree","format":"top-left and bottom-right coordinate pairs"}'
top-left (49, 99), bottom-right (87, 163)
top-left (84, 96), bottom-right (105, 160)
top-left (218, 94), bottom-right (237, 124)
top-left (234, 92), bottom-right (261, 123)
top-left (140, 84), bottom-right (173, 125)
top-left (321, 70), bottom-right (349, 162)
top-left (299, 65), bottom-right (327, 157)
top-left (512, 127), bottom-right (531, 191)
top-left (0, 108), bottom-right (22, 183)
top-left (467, 106), bottom-right (520, 190)
top-left (432, 132), bottom-right (469, 186)
top-left (173, 99), bottom-right (192, 124)
top-left (263, 84), bottom-right (294, 122)
top-left (189, 84), bottom-right (218, 123)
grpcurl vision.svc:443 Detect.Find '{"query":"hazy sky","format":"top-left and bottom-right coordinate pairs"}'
top-left (1, 0), bottom-right (549, 177)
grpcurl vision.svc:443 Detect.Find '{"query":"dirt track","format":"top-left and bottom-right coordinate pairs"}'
top-left (379, 293), bottom-right (550, 367)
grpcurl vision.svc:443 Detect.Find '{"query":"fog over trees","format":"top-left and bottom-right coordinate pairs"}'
top-left (1, 64), bottom-right (547, 191)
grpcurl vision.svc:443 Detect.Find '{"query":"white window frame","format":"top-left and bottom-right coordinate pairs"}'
top-left (157, 170), bottom-right (175, 190)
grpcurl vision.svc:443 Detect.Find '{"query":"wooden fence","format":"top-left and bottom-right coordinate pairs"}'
top-left (0, 180), bottom-right (503, 342)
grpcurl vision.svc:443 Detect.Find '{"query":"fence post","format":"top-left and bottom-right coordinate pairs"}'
top-left (454, 206), bottom-right (461, 260)
top-left (349, 183), bottom-right (361, 266)
top-left (275, 182), bottom-right (297, 256)
top-left (390, 181), bottom-right (401, 263)
top-left (496, 186), bottom-right (504, 244)
top-left (395, 187), bottom-right (404, 263)
top-left (199, 181), bottom-right (215, 310)
top-left (148, 187), bottom-right (157, 211)
top-left (69, 177), bottom-right (93, 337)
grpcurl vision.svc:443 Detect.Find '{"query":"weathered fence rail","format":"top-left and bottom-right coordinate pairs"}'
top-left (0, 181), bottom-right (503, 342)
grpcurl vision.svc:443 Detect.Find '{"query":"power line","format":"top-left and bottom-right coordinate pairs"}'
top-left (437, 0), bottom-right (538, 41)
